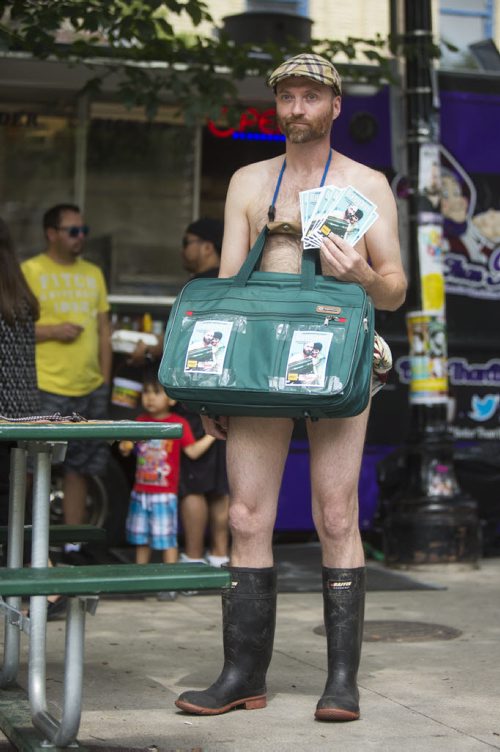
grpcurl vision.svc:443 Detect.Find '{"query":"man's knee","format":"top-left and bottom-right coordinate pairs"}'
top-left (228, 500), bottom-right (266, 539)
top-left (317, 500), bottom-right (359, 541)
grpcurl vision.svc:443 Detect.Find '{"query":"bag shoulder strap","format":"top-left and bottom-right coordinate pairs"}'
top-left (232, 227), bottom-right (316, 290)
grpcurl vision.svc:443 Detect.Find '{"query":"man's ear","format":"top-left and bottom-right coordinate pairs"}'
top-left (45, 227), bottom-right (57, 244)
top-left (200, 240), bottom-right (218, 260)
top-left (199, 240), bottom-right (211, 257)
top-left (332, 96), bottom-right (342, 122)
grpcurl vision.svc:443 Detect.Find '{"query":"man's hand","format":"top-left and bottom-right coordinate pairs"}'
top-left (53, 322), bottom-right (84, 342)
top-left (127, 339), bottom-right (162, 366)
top-left (128, 339), bottom-right (148, 366)
top-left (201, 414), bottom-right (228, 440)
top-left (319, 234), bottom-right (373, 287)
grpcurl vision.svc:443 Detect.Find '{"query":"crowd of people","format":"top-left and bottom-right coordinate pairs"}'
top-left (0, 207), bottom-right (231, 615)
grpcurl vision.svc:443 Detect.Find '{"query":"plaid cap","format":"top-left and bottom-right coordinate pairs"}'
top-left (267, 53), bottom-right (342, 95)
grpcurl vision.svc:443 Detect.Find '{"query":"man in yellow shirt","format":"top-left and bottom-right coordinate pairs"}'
top-left (22, 204), bottom-right (112, 530)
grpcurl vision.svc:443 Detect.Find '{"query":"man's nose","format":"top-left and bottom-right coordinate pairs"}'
top-left (290, 98), bottom-right (305, 115)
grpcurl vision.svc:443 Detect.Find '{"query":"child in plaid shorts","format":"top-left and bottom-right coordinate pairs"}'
top-left (119, 370), bottom-right (215, 566)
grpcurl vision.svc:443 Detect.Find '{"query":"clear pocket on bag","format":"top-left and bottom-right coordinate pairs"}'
top-left (163, 313), bottom-right (244, 388)
top-left (269, 322), bottom-right (348, 395)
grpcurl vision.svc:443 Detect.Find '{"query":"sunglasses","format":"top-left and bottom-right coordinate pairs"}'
top-left (57, 225), bottom-right (90, 238)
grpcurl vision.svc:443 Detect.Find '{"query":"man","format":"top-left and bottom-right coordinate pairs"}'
top-left (177, 219), bottom-right (231, 568)
top-left (22, 204), bottom-right (112, 532)
top-left (128, 219), bottom-right (231, 569)
top-left (175, 54), bottom-right (406, 722)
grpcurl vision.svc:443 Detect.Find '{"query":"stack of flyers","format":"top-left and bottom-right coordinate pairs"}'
top-left (300, 184), bottom-right (378, 249)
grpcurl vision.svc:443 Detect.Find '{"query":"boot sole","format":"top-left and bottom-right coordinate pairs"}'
top-left (315, 707), bottom-right (360, 722)
top-left (175, 695), bottom-right (267, 715)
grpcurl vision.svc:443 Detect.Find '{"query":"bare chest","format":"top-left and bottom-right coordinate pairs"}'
top-left (249, 176), bottom-right (318, 274)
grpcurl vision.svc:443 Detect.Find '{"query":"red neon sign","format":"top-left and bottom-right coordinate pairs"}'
top-left (208, 107), bottom-right (281, 138)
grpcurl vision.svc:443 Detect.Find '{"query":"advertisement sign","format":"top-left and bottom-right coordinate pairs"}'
top-left (406, 311), bottom-right (448, 405)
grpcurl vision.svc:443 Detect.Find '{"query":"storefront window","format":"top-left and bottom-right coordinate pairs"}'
top-left (0, 106), bottom-right (76, 259)
top-left (86, 108), bottom-right (196, 295)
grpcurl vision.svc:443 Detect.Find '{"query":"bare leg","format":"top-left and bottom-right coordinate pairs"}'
top-left (135, 545), bottom-right (151, 564)
top-left (208, 493), bottom-right (229, 558)
top-left (226, 416), bottom-right (293, 567)
top-left (180, 493), bottom-right (208, 559)
top-left (307, 408), bottom-right (371, 722)
top-left (307, 406), bottom-right (370, 568)
top-left (162, 546), bottom-right (178, 564)
top-left (62, 471), bottom-right (88, 525)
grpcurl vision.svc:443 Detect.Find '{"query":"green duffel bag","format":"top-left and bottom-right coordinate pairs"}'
top-left (158, 227), bottom-right (374, 419)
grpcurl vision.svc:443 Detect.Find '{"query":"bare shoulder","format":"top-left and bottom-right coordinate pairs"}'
top-left (230, 155), bottom-right (283, 191)
top-left (336, 153), bottom-right (392, 201)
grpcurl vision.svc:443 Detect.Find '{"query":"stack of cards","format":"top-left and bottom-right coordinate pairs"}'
top-left (300, 184), bottom-right (378, 249)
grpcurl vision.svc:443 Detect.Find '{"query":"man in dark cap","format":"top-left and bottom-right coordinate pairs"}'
top-left (176, 53), bottom-right (406, 723)
top-left (177, 219), bottom-right (230, 571)
top-left (128, 218), bottom-right (230, 570)
top-left (181, 218), bottom-right (224, 278)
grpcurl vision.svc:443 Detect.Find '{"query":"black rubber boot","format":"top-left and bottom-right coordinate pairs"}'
top-left (315, 566), bottom-right (366, 722)
top-left (175, 566), bottom-right (277, 715)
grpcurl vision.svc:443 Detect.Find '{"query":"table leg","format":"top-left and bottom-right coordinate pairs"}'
top-left (27, 442), bottom-right (86, 747)
top-left (0, 447), bottom-right (27, 688)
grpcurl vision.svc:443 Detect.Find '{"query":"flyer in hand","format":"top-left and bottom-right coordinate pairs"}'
top-left (300, 184), bottom-right (378, 249)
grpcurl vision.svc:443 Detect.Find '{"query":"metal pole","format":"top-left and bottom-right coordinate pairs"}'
top-left (382, 0), bottom-right (481, 567)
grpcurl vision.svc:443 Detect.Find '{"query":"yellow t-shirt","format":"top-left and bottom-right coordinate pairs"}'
top-left (21, 254), bottom-right (110, 396)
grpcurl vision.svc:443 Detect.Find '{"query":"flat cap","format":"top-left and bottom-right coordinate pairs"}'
top-left (267, 53), bottom-right (342, 95)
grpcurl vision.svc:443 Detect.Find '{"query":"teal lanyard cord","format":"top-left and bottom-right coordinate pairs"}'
top-left (267, 148), bottom-right (333, 222)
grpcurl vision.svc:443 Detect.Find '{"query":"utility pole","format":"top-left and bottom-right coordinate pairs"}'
top-left (381, 0), bottom-right (481, 566)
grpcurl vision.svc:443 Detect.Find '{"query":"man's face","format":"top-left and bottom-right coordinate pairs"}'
top-left (51, 210), bottom-right (87, 258)
top-left (345, 205), bottom-right (359, 223)
top-left (203, 332), bottom-right (214, 346)
top-left (181, 233), bottom-right (203, 272)
top-left (303, 343), bottom-right (314, 357)
top-left (275, 78), bottom-right (339, 144)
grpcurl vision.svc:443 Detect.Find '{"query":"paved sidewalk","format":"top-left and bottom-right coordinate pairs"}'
top-left (4, 558), bottom-right (500, 752)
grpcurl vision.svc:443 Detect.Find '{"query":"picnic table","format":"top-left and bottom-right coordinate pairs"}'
top-left (0, 419), bottom-right (229, 750)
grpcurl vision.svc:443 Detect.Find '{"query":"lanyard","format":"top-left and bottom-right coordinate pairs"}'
top-left (267, 148), bottom-right (333, 222)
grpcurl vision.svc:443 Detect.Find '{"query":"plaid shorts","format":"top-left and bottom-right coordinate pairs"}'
top-left (126, 491), bottom-right (178, 550)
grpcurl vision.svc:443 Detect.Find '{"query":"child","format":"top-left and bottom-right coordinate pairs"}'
top-left (119, 370), bottom-right (215, 569)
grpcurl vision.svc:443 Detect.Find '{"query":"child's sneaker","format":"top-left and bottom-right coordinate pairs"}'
top-left (207, 554), bottom-right (230, 568)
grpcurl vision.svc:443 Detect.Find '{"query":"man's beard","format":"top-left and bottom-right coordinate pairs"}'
top-left (277, 110), bottom-right (333, 144)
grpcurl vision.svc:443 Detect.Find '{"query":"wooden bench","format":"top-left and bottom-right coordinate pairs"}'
top-left (0, 524), bottom-right (107, 547)
top-left (0, 562), bottom-right (229, 597)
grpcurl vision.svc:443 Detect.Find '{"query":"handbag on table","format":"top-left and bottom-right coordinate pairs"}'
top-left (158, 226), bottom-right (374, 420)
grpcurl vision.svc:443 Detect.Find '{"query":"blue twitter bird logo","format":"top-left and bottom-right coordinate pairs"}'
top-left (468, 394), bottom-right (499, 422)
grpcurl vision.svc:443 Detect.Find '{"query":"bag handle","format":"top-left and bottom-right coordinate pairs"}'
top-left (232, 227), bottom-right (316, 290)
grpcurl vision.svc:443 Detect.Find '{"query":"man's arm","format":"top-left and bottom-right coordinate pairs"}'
top-left (98, 312), bottom-right (112, 384)
top-left (35, 322), bottom-right (83, 343)
top-left (319, 172), bottom-right (407, 311)
top-left (218, 167), bottom-right (254, 278)
top-left (201, 167), bottom-right (255, 439)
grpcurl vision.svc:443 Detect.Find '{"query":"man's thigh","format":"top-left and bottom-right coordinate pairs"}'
top-left (226, 416), bottom-right (294, 508)
top-left (306, 406), bottom-right (371, 495)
